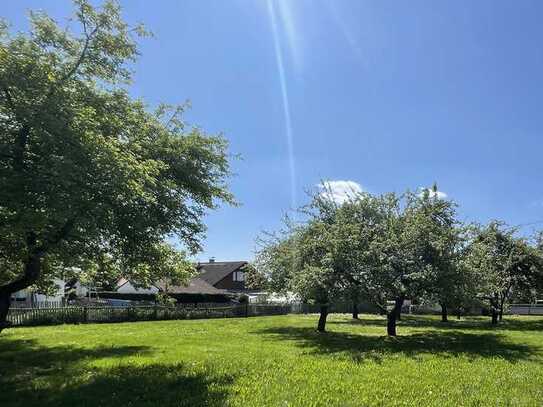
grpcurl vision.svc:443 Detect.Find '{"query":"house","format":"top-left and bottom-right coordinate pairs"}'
top-left (113, 259), bottom-right (249, 296)
top-left (196, 259), bottom-right (248, 293)
top-left (156, 278), bottom-right (226, 295)
top-left (114, 276), bottom-right (225, 296)
top-left (116, 278), bottom-right (160, 294)
top-left (64, 278), bottom-right (90, 298)
top-left (110, 275), bottom-right (229, 304)
top-left (10, 277), bottom-right (65, 306)
top-left (247, 291), bottom-right (300, 304)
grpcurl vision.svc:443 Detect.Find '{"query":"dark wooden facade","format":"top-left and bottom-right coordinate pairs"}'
top-left (196, 261), bottom-right (248, 292)
top-left (214, 273), bottom-right (245, 291)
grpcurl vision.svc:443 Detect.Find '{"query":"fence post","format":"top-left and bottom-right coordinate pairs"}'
top-left (245, 303), bottom-right (249, 318)
top-left (84, 306), bottom-right (88, 323)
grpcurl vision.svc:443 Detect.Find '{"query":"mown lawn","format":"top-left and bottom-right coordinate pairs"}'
top-left (1, 314), bottom-right (542, 407)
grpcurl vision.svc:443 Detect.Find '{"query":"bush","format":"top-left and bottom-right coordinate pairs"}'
top-left (237, 294), bottom-right (249, 304)
top-left (155, 293), bottom-right (176, 307)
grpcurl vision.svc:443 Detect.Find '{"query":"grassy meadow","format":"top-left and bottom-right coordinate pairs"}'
top-left (1, 314), bottom-right (542, 406)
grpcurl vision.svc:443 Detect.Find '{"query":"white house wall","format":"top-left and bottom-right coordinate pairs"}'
top-left (117, 281), bottom-right (159, 294)
top-left (11, 277), bottom-right (65, 303)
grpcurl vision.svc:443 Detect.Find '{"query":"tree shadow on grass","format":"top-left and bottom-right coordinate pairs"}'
top-left (5, 364), bottom-right (232, 407)
top-left (0, 338), bottom-right (152, 370)
top-left (254, 326), bottom-right (540, 364)
top-left (330, 315), bottom-right (543, 332)
top-left (0, 339), bottom-right (232, 407)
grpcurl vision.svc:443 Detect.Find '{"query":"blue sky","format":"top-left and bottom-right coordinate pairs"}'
top-left (4, 1), bottom-right (543, 261)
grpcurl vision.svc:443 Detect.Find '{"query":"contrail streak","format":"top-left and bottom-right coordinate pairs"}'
top-left (323, 0), bottom-right (364, 61)
top-left (267, 0), bottom-right (297, 210)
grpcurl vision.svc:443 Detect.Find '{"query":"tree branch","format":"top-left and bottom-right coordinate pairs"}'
top-left (0, 219), bottom-right (76, 295)
top-left (0, 232), bottom-right (44, 295)
top-left (58, 24), bottom-right (99, 84)
top-left (39, 218), bottom-right (76, 252)
top-left (45, 12), bottom-right (101, 101)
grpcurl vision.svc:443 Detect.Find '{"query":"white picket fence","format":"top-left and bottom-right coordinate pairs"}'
top-left (6, 303), bottom-right (291, 327)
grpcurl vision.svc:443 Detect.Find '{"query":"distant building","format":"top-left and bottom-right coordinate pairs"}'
top-left (10, 277), bottom-right (65, 306)
top-left (196, 260), bottom-right (248, 293)
top-left (246, 291), bottom-right (300, 304)
top-left (116, 278), bottom-right (160, 294)
top-left (156, 278), bottom-right (225, 295)
top-left (114, 259), bottom-right (250, 296)
top-left (64, 278), bottom-right (90, 298)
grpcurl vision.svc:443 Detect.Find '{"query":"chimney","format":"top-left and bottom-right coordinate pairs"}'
top-left (209, 257), bottom-right (215, 263)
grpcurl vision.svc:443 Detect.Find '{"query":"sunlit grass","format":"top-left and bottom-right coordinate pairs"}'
top-left (1, 314), bottom-right (542, 406)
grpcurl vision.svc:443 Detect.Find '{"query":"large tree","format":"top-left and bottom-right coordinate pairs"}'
top-left (258, 188), bottom-right (461, 336)
top-left (413, 186), bottom-right (465, 322)
top-left (242, 263), bottom-right (268, 291)
top-left (327, 193), bottom-right (386, 321)
top-left (351, 192), bottom-right (415, 336)
top-left (256, 195), bottom-right (347, 332)
top-left (347, 189), bottom-right (461, 335)
top-left (465, 222), bottom-right (543, 324)
top-left (0, 1), bottom-right (234, 331)
top-left (288, 191), bottom-right (382, 332)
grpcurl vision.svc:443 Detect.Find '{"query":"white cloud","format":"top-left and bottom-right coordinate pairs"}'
top-left (419, 187), bottom-right (448, 199)
top-left (318, 180), bottom-right (364, 204)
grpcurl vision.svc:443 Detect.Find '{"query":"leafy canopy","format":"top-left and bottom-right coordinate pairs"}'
top-left (0, 0), bottom-right (234, 292)
top-left (257, 187), bottom-right (463, 312)
top-left (464, 222), bottom-right (543, 310)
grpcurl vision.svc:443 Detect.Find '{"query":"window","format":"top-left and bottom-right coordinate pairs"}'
top-left (233, 271), bottom-right (245, 282)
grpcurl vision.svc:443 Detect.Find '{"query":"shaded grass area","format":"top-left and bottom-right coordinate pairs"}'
top-left (254, 326), bottom-right (536, 363)
top-left (0, 339), bottom-right (231, 407)
top-left (1, 314), bottom-right (543, 406)
top-left (333, 314), bottom-right (543, 332)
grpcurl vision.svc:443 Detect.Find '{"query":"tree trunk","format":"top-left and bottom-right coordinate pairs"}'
top-left (387, 297), bottom-right (404, 336)
top-left (491, 308), bottom-right (498, 325)
top-left (498, 286), bottom-right (511, 323)
top-left (0, 291), bottom-right (11, 333)
top-left (352, 301), bottom-right (359, 319)
top-left (0, 223), bottom-right (73, 334)
top-left (317, 305), bottom-right (328, 332)
top-left (441, 303), bottom-right (448, 322)
top-left (0, 250), bottom-right (43, 333)
top-left (387, 311), bottom-right (397, 336)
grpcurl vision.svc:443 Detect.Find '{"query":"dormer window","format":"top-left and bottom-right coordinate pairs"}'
top-left (233, 271), bottom-right (245, 282)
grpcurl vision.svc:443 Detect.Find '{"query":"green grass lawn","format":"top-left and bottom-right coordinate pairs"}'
top-left (1, 314), bottom-right (542, 406)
